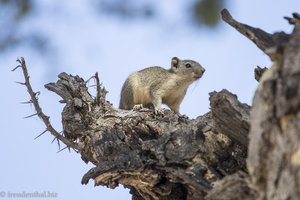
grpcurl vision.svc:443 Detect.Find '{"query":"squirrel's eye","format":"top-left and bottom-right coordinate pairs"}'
top-left (185, 63), bottom-right (191, 68)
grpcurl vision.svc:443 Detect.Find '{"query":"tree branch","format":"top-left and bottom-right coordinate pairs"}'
top-left (15, 57), bottom-right (80, 152)
top-left (39, 71), bottom-right (249, 199)
top-left (221, 9), bottom-right (290, 60)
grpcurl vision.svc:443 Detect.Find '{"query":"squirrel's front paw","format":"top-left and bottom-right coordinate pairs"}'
top-left (132, 104), bottom-right (144, 111)
top-left (154, 108), bottom-right (164, 116)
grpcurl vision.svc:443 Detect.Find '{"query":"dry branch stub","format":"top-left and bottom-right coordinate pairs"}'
top-left (221, 8), bottom-right (290, 60)
top-left (209, 89), bottom-right (250, 147)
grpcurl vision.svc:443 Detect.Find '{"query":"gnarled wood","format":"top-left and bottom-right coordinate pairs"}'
top-left (210, 89), bottom-right (250, 147)
top-left (43, 71), bottom-right (248, 199)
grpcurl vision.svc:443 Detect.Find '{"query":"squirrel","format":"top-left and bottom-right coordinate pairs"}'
top-left (119, 57), bottom-right (205, 114)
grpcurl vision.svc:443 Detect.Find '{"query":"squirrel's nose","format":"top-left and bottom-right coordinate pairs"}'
top-left (201, 68), bottom-right (205, 74)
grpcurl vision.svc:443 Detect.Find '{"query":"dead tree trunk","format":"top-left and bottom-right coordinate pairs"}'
top-left (247, 15), bottom-right (300, 200)
top-left (15, 9), bottom-right (300, 200)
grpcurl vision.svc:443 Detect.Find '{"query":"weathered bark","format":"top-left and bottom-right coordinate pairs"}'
top-left (221, 9), bottom-right (300, 200)
top-left (205, 171), bottom-right (257, 200)
top-left (248, 14), bottom-right (300, 200)
top-left (16, 9), bottom-right (300, 200)
top-left (210, 90), bottom-right (250, 147)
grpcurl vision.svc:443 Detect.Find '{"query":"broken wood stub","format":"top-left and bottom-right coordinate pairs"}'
top-left (210, 89), bottom-right (250, 147)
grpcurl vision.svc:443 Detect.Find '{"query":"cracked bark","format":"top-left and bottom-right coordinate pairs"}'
top-left (17, 9), bottom-right (300, 200)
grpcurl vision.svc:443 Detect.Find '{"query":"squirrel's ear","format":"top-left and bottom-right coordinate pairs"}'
top-left (171, 57), bottom-right (179, 68)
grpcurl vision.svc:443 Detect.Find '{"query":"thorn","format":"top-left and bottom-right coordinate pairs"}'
top-left (11, 65), bottom-right (22, 72)
top-left (24, 113), bottom-right (38, 119)
top-left (20, 100), bottom-right (33, 104)
top-left (51, 137), bottom-right (57, 144)
top-left (34, 129), bottom-right (48, 140)
top-left (85, 75), bottom-right (96, 85)
top-left (15, 81), bottom-right (26, 85)
top-left (56, 146), bottom-right (69, 153)
top-left (57, 138), bottom-right (61, 150)
top-left (21, 100), bottom-right (33, 104)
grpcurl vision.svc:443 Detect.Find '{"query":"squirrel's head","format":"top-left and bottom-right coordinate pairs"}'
top-left (170, 57), bottom-right (205, 81)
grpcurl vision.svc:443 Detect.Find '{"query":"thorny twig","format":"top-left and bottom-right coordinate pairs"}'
top-left (14, 57), bottom-right (80, 152)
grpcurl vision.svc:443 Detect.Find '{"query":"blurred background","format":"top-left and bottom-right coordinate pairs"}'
top-left (1, 0), bottom-right (299, 199)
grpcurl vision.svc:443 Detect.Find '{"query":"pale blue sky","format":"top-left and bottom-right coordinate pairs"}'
top-left (1, 1), bottom-right (299, 200)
